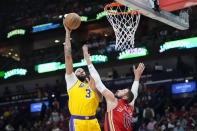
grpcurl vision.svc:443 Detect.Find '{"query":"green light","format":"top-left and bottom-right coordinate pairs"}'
top-left (96, 11), bottom-right (106, 20)
top-left (36, 55), bottom-right (108, 73)
top-left (127, 8), bottom-right (134, 11)
top-left (160, 37), bottom-right (197, 53)
top-left (59, 64), bottom-right (65, 70)
top-left (4, 68), bottom-right (27, 79)
top-left (90, 55), bottom-right (108, 63)
top-left (7, 29), bottom-right (25, 38)
top-left (118, 47), bottom-right (148, 60)
top-left (33, 23), bottom-right (52, 28)
top-left (73, 62), bottom-right (86, 67)
top-left (80, 16), bottom-right (88, 22)
top-left (36, 62), bottom-right (61, 73)
top-left (0, 72), bottom-right (5, 77)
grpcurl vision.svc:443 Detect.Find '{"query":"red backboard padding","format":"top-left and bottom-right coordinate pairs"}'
top-left (159, 0), bottom-right (197, 11)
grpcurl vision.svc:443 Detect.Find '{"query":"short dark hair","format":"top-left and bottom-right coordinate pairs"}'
top-left (125, 88), bottom-right (134, 103)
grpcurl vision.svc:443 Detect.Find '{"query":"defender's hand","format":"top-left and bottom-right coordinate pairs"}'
top-left (82, 44), bottom-right (90, 59)
top-left (133, 63), bottom-right (145, 81)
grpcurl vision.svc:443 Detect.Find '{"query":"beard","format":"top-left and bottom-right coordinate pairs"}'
top-left (115, 93), bottom-right (122, 99)
top-left (115, 93), bottom-right (126, 101)
top-left (77, 75), bottom-right (87, 82)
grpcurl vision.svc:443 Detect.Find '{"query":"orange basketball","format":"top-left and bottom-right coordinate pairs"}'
top-left (63, 13), bottom-right (81, 30)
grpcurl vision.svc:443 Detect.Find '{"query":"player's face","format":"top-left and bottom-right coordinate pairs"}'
top-left (115, 89), bottom-right (129, 99)
top-left (76, 68), bottom-right (86, 76)
top-left (75, 68), bottom-right (87, 82)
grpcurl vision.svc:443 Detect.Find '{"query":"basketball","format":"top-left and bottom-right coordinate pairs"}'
top-left (63, 13), bottom-right (81, 30)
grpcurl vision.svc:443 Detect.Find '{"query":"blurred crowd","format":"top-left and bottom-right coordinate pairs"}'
top-left (0, 0), bottom-right (111, 32)
top-left (133, 83), bottom-right (197, 131)
top-left (0, 74), bottom-right (196, 131)
top-left (0, 0), bottom-right (196, 130)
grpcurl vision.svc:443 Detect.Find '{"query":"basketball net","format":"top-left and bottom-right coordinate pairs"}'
top-left (104, 3), bottom-right (140, 51)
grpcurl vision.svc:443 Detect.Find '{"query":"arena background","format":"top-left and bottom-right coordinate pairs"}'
top-left (0, 0), bottom-right (196, 130)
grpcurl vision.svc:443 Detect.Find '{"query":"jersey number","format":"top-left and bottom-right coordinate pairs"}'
top-left (85, 89), bottom-right (91, 98)
top-left (124, 114), bottom-right (131, 129)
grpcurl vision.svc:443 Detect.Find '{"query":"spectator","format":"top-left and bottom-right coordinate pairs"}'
top-left (147, 118), bottom-right (157, 131)
top-left (52, 98), bottom-right (60, 111)
top-left (51, 109), bottom-right (60, 125)
top-left (173, 122), bottom-right (184, 131)
top-left (40, 101), bottom-right (47, 121)
top-left (153, 123), bottom-right (161, 131)
top-left (139, 123), bottom-right (146, 131)
top-left (5, 124), bottom-right (14, 131)
top-left (143, 106), bottom-right (155, 123)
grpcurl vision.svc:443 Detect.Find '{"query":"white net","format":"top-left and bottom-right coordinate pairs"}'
top-left (104, 3), bottom-right (140, 51)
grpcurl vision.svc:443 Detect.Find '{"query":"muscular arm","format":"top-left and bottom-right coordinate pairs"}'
top-left (83, 45), bottom-right (117, 110)
top-left (63, 21), bottom-right (79, 90)
top-left (63, 24), bottom-right (73, 75)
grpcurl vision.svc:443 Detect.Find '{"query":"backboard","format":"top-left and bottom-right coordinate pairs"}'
top-left (115, 0), bottom-right (193, 30)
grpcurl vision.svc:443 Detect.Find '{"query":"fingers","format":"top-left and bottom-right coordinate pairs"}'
top-left (63, 19), bottom-right (72, 33)
top-left (133, 65), bottom-right (136, 71)
top-left (138, 63), bottom-right (145, 72)
top-left (86, 78), bottom-right (90, 83)
top-left (82, 45), bottom-right (90, 59)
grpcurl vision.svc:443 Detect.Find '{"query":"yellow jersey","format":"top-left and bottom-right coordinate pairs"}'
top-left (67, 80), bottom-right (99, 116)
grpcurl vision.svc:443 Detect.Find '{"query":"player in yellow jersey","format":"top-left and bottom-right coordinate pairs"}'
top-left (63, 21), bottom-right (102, 131)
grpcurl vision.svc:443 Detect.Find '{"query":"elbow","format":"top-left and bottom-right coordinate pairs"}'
top-left (132, 91), bottom-right (138, 100)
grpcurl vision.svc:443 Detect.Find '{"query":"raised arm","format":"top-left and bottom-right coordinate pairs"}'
top-left (63, 22), bottom-right (73, 75)
top-left (129, 63), bottom-right (145, 107)
top-left (82, 45), bottom-right (117, 106)
top-left (63, 20), bottom-right (78, 90)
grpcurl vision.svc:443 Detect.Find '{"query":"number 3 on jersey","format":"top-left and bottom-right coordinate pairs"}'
top-left (85, 89), bottom-right (91, 98)
top-left (124, 114), bottom-right (131, 129)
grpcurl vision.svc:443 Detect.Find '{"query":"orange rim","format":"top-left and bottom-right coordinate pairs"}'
top-left (104, 2), bottom-right (139, 15)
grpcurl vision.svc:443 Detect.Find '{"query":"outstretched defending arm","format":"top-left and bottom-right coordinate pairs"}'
top-left (83, 45), bottom-right (117, 109)
top-left (86, 76), bottom-right (103, 102)
top-left (129, 63), bottom-right (145, 107)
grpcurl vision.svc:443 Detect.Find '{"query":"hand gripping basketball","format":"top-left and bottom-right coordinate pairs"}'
top-left (63, 13), bottom-right (81, 30)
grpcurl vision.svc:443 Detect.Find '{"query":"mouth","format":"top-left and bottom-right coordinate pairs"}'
top-left (80, 73), bottom-right (85, 76)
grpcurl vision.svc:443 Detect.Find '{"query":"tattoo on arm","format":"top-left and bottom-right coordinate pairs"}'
top-left (64, 35), bottom-right (71, 55)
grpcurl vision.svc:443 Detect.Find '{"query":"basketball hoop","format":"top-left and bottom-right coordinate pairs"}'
top-left (104, 2), bottom-right (140, 51)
